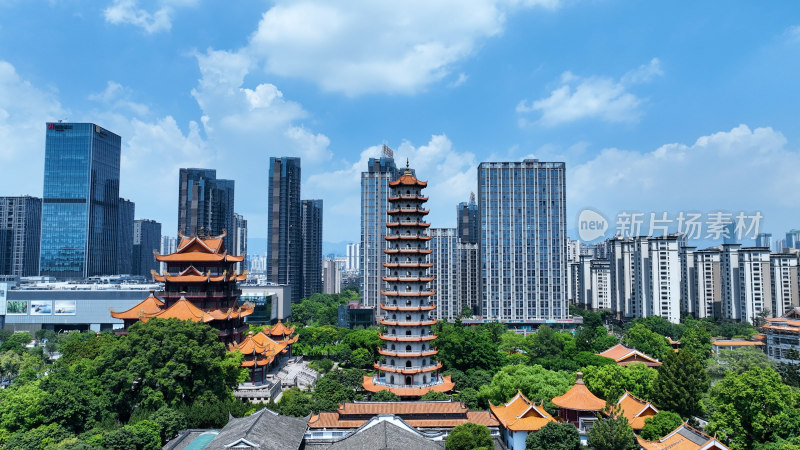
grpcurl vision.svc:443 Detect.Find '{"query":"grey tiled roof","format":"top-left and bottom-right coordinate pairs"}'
top-left (204, 408), bottom-right (308, 450)
top-left (323, 420), bottom-right (444, 450)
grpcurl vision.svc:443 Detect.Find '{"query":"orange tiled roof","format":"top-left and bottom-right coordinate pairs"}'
top-left (142, 297), bottom-right (213, 323)
top-left (110, 293), bottom-right (164, 319)
top-left (598, 343), bottom-right (661, 367)
top-left (338, 400), bottom-right (466, 416)
top-left (361, 375), bottom-right (455, 397)
top-left (636, 423), bottom-right (730, 450)
top-left (155, 251), bottom-right (243, 263)
top-left (490, 391), bottom-right (556, 431)
top-left (615, 391), bottom-right (658, 430)
top-left (307, 401), bottom-right (497, 429)
top-left (269, 320), bottom-right (295, 337)
top-left (230, 331), bottom-right (289, 367)
top-left (551, 372), bottom-right (606, 412)
top-left (389, 172), bottom-right (428, 187)
top-left (711, 340), bottom-right (764, 347)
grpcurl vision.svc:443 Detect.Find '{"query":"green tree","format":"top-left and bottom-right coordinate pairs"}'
top-left (0, 382), bottom-right (47, 432)
top-left (707, 348), bottom-right (775, 380)
top-left (583, 362), bottom-right (658, 403)
top-left (525, 421), bottom-right (581, 450)
top-left (277, 387), bottom-right (313, 417)
top-left (634, 316), bottom-right (683, 340)
top-left (371, 389), bottom-right (400, 402)
top-left (434, 322), bottom-right (504, 373)
top-left (680, 326), bottom-right (712, 361)
top-left (96, 319), bottom-right (243, 420)
top-left (706, 368), bottom-right (798, 449)
top-left (148, 407), bottom-right (187, 445)
top-left (349, 348), bottom-right (373, 369)
top-left (652, 349), bottom-right (708, 418)
top-left (0, 332), bottom-right (31, 353)
top-left (478, 365), bottom-right (573, 410)
top-left (103, 420), bottom-right (161, 450)
top-left (3, 423), bottom-right (73, 450)
top-left (39, 361), bottom-right (111, 435)
top-left (639, 411), bottom-right (683, 441)
top-left (622, 323), bottom-right (671, 361)
top-left (445, 422), bottom-right (493, 450)
top-left (455, 387), bottom-right (481, 410)
top-left (526, 325), bottom-right (564, 359)
top-left (587, 408), bottom-right (638, 450)
top-left (420, 390), bottom-right (450, 400)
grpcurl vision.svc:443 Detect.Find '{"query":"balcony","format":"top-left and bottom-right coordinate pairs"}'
top-left (386, 221), bottom-right (431, 228)
top-left (379, 304), bottom-right (436, 312)
top-left (379, 334), bottom-right (437, 342)
top-left (373, 361), bottom-right (442, 374)
top-left (381, 290), bottom-right (436, 297)
top-left (378, 318), bottom-right (437, 327)
top-left (381, 276), bottom-right (435, 282)
top-left (378, 348), bottom-right (438, 358)
top-left (387, 208), bottom-right (430, 214)
top-left (383, 248), bottom-right (433, 255)
top-left (382, 262), bottom-right (434, 268)
top-left (387, 195), bottom-right (428, 201)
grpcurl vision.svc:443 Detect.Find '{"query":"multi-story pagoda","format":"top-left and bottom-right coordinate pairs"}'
top-left (111, 230), bottom-right (251, 344)
top-left (362, 162), bottom-right (454, 397)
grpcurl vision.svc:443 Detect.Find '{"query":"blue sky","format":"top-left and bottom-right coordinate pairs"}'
top-left (1, 1), bottom-right (799, 248)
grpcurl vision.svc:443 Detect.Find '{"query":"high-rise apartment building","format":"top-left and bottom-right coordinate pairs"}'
top-left (609, 235), bottom-right (681, 323)
top-left (345, 242), bottom-right (360, 272)
top-left (116, 198), bottom-right (135, 275)
top-left (177, 168), bottom-right (235, 250)
top-left (132, 219), bottom-right (161, 278)
top-left (267, 157), bottom-right (302, 302)
top-left (159, 235), bottom-right (177, 273)
top-left (233, 213), bottom-right (247, 273)
top-left (478, 160), bottom-right (567, 321)
top-left (458, 241), bottom-right (480, 316)
top-left (360, 149), bottom-right (401, 308)
top-left (429, 228), bottom-right (460, 321)
top-left (456, 193), bottom-right (479, 245)
top-left (323, 258), bottom-right (343, 294)
top-left (0, 196), bottom-right (42, 276)
top-left (770, 253), bottom-right (799, 317)
top-left (301, 199), bottom-right (323, 300)
top-left (786, 230), bottom-right (800, 250)
top-left (756, 233), bottom-right (773, 249)
top-left (738, 247), bottom-right (772, 323)
top-left (40, 123), bottom-right (121, 278)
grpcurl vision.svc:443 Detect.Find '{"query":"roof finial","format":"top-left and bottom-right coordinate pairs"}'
top-left (404, 158), bottom-right (412, 175)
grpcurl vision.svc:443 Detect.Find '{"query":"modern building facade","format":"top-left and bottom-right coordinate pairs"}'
top-left (429, 228), bottom-right (460, 321)
top-left (771, 253), bottom-right (799, 317)
top-left (301, 199), bottom-right (323, 300)
top-left (267, 157), bottom-right (302, 303)
top-left (159, 235), bottom-right (177, 274)
top-left (132, 219), bottom-right (161, 278)
top-left (458, 241), bottom-right (480, 316)
top-left (456, 193), bottom-right (479, 245)
top-left (360, 149), bottom-right (401, 308)
top-left (0, 196), bottom-right (42, 277)
top-left (116, 198), bottom-right (135, 275)
top-left (233, 213), bottom-right (247, 273)
top-left (323, 258), bottom-right (343, 294)
top-left (478, 160), bottom-right (568, 321)
top-left (40, 122), bottom-right (121, 278)
top-left (346, 242), bottom-right (360, 272)
top-left (364, 164), bottom-right (454, 396)
top-left (177, 168), bottom-right (235, 250)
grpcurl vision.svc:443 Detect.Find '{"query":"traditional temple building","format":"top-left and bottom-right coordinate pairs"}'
top-left (489, 391), bottom-right (556, 450)
top-left (613, 391), bottom-right (659, 431)
top-left (597, 343), bottom-right (662, 368)
top-left (111, 231), bottom-right (296, 385)
top-left (551, 372), bottom-right (606, 433)
top-left (636, 423), bottom-right (730, 450)
top-left (363, 162), bottom-right (454, 397)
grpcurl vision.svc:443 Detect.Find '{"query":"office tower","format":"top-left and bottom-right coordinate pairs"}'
top-left (786, 230), bottom-right (800, 250)
top-left (159, 235), bottom-right (177, 273)
top-left (776, 238), bottom-right (787, 253)
top-left (233, 213), bottom-right (247, 273)
top-left (429, 228), bottom-right (460, 321)
top-left (458, 241), bottom-right (480, 316)
top-left (132, 219), bottom-right (161, 278)
top-left (771, 253), bottom-right (799, 317)
top-left (346, 242), bottom-right (360, 272)
top-left (40, 122), bottom-right (121, 278)
top-left (116, 198), bottom-right (135, 275)
top-left (364, 163), bottom-right (453, 396)
top-left (301, 199), bottom-right (323, 300)
top-left (360, 148), bottom-right (401, 307)
top-left (609, 235), bottom-right (681, 323)
top-left (177, 168), bottom-right (235, 250)
top-left (456, 193), bottom-right (479, 245)
top-left (323, 258), bottom-right (343, 294)
top-left (0, 196), bottom-right (42, 276)
top-left (478, 160), bottom-right (567, 321)
top-left (755, 233), bottom-right (772, 249)
top-left (267, 157), bottom-right (302, 302)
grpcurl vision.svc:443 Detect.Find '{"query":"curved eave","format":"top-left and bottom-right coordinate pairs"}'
top-left (383, 249), bottom-right (433, 255)
top-left (373, 362), bottom-right (442, 374)
top-left (379, 334), bottom-right (437, 342)
top-left (388, 179), bottom-right (427, 187)
top-left (378, 319), bottom-right (438, 327)
top-left (383, 263), bottom-right (434, 268)
top-left (382, 276), bottom-right (435, 282)
top-left (362, 375), bottom-right (453, 397)
top-left (387, 209), bottom-right (430, 215)
top-left (381, 290), bottom-right (436, 297)
top-left (379, 304), bottom-right (436, 312)
top-left (387, 195), bottom-right (429, 201)
top-left (385, 235), bottom-right (431, 241)
top-left (386, 222), bottom-right (431, 228)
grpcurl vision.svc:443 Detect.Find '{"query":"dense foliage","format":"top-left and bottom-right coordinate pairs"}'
top-left (445, 422), bottom-right (493, 450)
top-left (582, 362), bottom-right (658, 403)
top-left (652, 349), bottom-right (708, 418)
top-left (639, 411), bottom-right (683, 441)
top-left (525, 421), bottom-right (581, 450)
top-left (587, 408), bottom-right (638, 450)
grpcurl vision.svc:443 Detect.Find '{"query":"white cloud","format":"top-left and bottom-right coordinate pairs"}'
top-left (568, 124), bottom-right (800, 236)
top-left (0, 60), bottom-right (67, 195)
top-left (306, 134), bottom-right (477, 241)
top-left (104, 0), bottom-right (197, 33)
top-left (785, 25), bottom-right (800, 43)
top-left (245, 0), bottom-right (559, 96)
top-left (518, 58), bottom-right (662, 126)
top-left (88, 81), bottom-right (150, 116)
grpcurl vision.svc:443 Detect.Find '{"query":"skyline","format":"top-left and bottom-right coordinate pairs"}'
top-left (1, 2), bottom-right (800, 243)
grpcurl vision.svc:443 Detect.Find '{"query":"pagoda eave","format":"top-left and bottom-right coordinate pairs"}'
top-left (378, 319), bottom-right (437, 327)
top-left (378, 348), bottom-right (438, 358)
top-left (378, 334), bottom-right (437, 342)
top-left (373, 362), bottom-right (442, 374)
top-left (379, 304), bottom-right (436, 312)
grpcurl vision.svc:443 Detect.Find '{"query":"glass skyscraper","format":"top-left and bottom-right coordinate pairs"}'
top-left (301, 199), bottom-right (323, 300)
top-left (177, 168), bottom-right (235, 251)
top-left (478, 160), bottom-right (567, 321)
top-left (40, 123), bottom-right (121, 278)
top-left (267, 157), bottom-right (302, 302)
